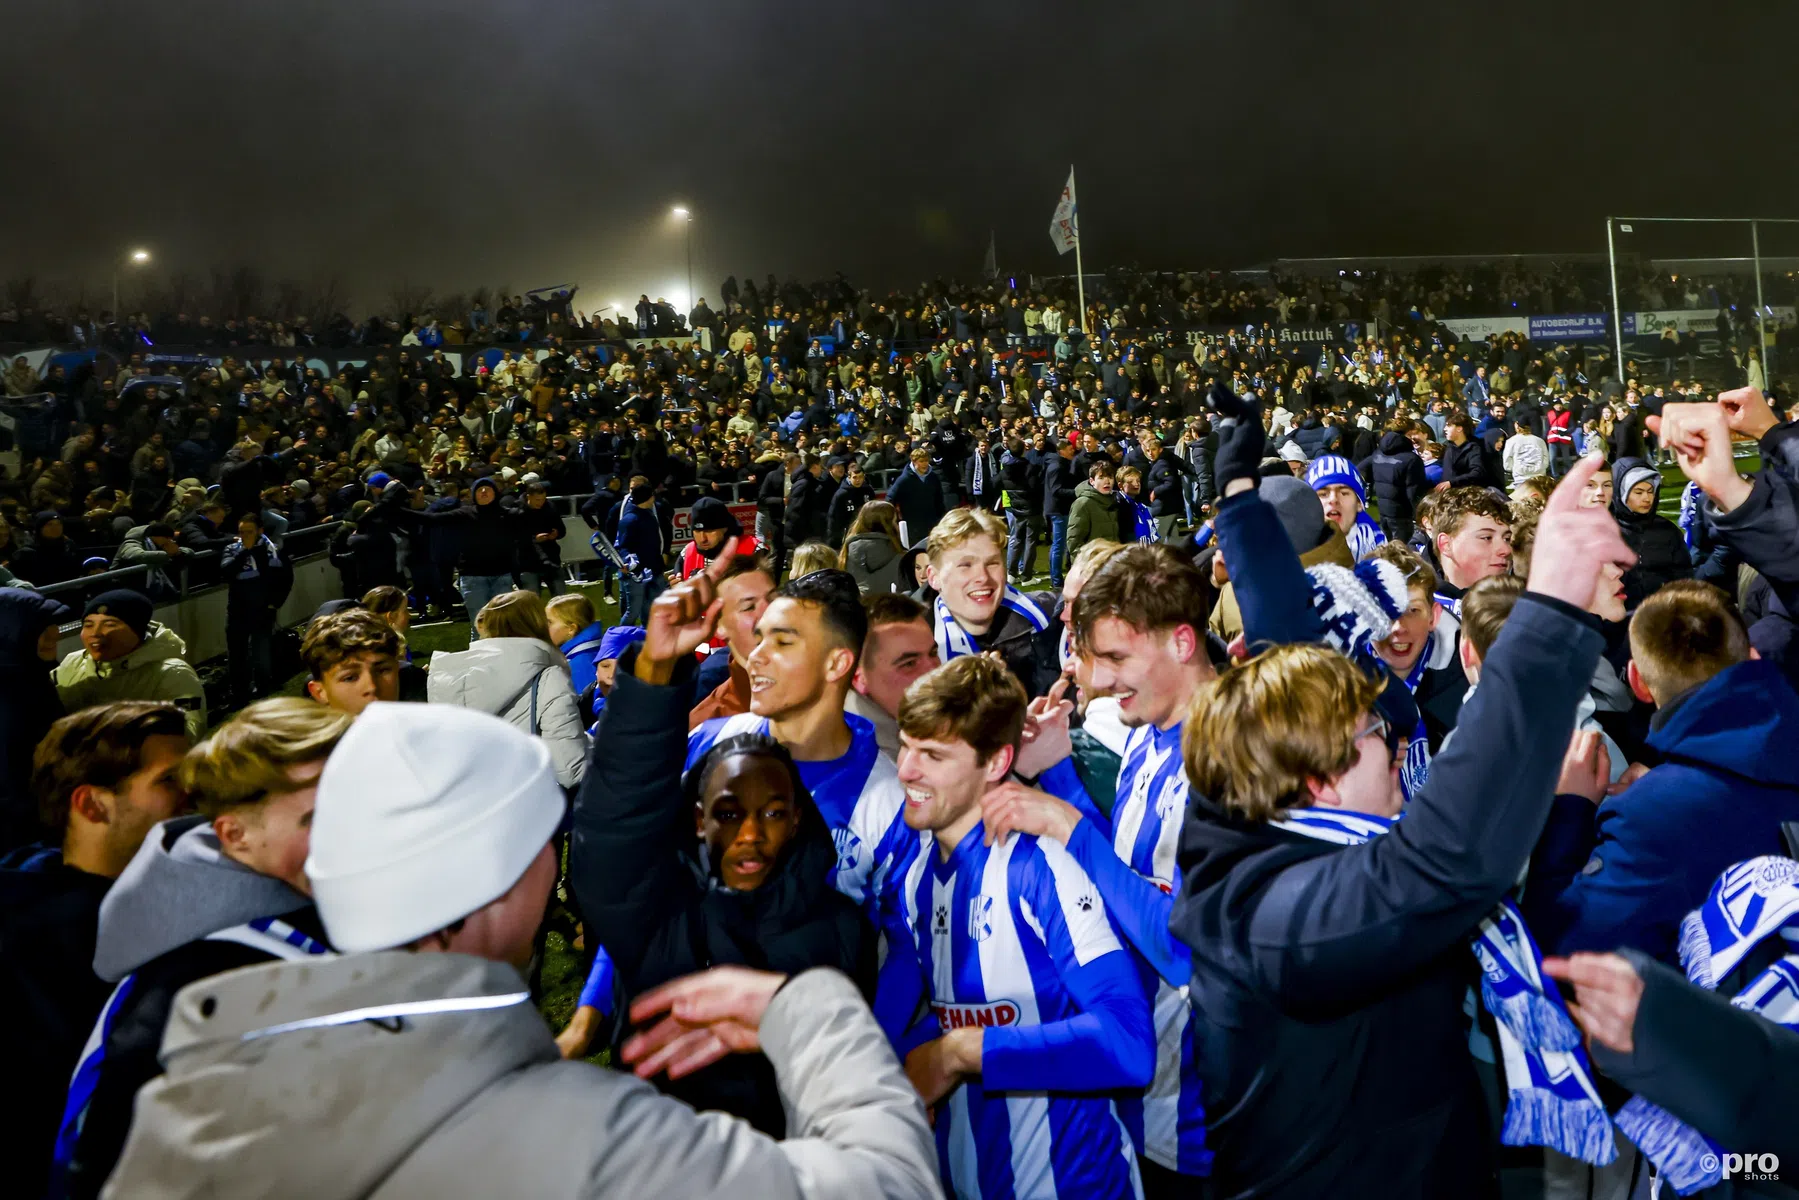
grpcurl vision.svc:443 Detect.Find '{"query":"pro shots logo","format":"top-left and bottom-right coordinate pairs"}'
top-left (1703, 1153), bottom-right (1780, 1184)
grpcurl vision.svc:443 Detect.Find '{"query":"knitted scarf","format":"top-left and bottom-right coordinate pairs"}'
top-left (934, 587), bottom-right (1050, 662)
top-left (1272, 808), bottom-right (1617, 1167)
top-left (1615, 856), bottom-right (1799, 1195)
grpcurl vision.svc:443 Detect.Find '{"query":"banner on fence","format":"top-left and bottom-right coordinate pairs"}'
top-left (1438, 316), bottom-right (1529, 341)
top-left (1527, 313), bottom-right (1609, 341)
top-left (1623, 307), bottom-right (1796, 336)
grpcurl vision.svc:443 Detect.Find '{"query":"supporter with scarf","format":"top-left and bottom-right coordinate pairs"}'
top-left (916, 506), bottom-right (1062, 697)
top-left (1306, 453), bottom-right (1386, 561)
top-left (1169, 452), bottom-right (1636, 1198)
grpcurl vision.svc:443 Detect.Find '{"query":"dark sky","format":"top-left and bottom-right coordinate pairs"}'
top-left (5, 0), bottom-right (1795, 312)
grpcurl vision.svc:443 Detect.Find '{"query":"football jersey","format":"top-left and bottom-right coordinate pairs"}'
top-left (899, 824), bottom-right (1148, 1200)
top-left (1050, 722), bottom-right (1211, 1177)
top-left (687, 710), bottom-right (912, 910)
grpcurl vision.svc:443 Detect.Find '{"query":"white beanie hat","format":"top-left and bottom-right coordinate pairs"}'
top-left (306, 702), bottom-right (565, 954)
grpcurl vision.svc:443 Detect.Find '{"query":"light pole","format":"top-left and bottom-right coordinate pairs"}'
top-left (113, 247), bottom-right (150, 319)
top-left (672, 206), bottom-right (694, 322)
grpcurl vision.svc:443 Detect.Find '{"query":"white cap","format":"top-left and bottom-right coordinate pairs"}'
top-left (306, 702), bottom-right (564, 953)
top-left (1279, 442), bottom-right (1309, 464)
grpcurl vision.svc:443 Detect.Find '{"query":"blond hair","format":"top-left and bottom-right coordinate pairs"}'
top-left (1184, 643), bottom-right (1382, 821)
top-left (181, 697), bottom-right (352, 818)
top-left (476, 590), bottom-right (552, 642)
top-left (925, 506), bottom-right (1007, 562)
top-left (789, 541), bottom-right (839, 579)
top-left (1066, 539), bottom-right (1125, 597)
top-left (546, 592), bottom-right (596, 630)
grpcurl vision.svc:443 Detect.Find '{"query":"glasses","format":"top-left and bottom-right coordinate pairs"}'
top-left (1354, 712), bottom-right (1399, 760)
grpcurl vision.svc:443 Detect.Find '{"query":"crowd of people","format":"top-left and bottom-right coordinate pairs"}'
top-left (1, 252), bottom-right (1798, 1198)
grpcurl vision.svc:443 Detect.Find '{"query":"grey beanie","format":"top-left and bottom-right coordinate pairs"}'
top-left (1259, 475), bottom-right (1330, 555)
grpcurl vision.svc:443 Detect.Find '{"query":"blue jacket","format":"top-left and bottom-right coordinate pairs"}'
top-left (559, 621), bottom-right (606, 696)
top-left (1526, 658), bottom-right (1799, 966)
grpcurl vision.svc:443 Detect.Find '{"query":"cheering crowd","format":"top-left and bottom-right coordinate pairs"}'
top-left (1, 257), bottom-right (1799, 1198)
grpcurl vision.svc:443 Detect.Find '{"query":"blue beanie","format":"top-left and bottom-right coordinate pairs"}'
top-left (1305, 454), bottom-right (1365, 504)
top-left (366, 471), bottom-right (392, 491)
top-left (596, 625), bottom-right (646, 662)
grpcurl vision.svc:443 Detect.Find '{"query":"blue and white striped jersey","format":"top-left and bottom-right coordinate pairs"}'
top-left (899, 823), bottom-right (1152, 1200)
top-left (1049, 721), bottom-right (1211, 1177)
top-left (687, 711), bottom-right (913, 910)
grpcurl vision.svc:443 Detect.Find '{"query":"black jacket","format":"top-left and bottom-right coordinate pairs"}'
top-left (1590, 950), bottom-right (1799, 1195)
top-left (0, 590), bottom-right (69, 851)
top-left (1043, 453), bottom-right (1080, 517)
top-left (914, 584), bottom-right (1064, 698)
top-left (1441, 436), bottom-right (1497, 489)
top-left (826, 479), bottom-right (872, 546)
top-left (999, 451), bottom-right (1042, 518)
top-left (783, 468), bottom-right (829, 544)
top-left (1170, 595), bottom-right (1603, 1199)
top-left (220, 536), bottom-right (294, 625)
top-left (443, 481), bottom-right (519, 577)
top-left (1609, 460), bottom-right (1693, 609)
top-left (0, 848), bottom-right (113, 1199)
top-left (1145, 448), bottom-right (1192, 518)
top-left (1362, 432), bottom-right (1430, 525)
top-left (569, 650), bottom-right (874, 1136)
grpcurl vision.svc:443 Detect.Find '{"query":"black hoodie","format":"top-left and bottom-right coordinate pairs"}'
top-left (1609, 457), bottom-right (1692, 609)
top-left (452, 476), bottom-right (519, 576)
top-left (569, 648), bottom-right (873, 1137)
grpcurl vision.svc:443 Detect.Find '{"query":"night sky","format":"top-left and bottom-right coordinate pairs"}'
top-left (5, 0), bottom-right (1795, 311)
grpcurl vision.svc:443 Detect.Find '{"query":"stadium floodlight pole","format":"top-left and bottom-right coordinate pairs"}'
top-left (672, 206), bottom-right (694, 320)
top-left (1606, 218), bottom-right (1624, 375)
top-left (114, 247), bottom-right (151, 319)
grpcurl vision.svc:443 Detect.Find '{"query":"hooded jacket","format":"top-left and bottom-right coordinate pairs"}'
top-left (1170, 595), bottom-right (1603, 1198)
top-left (63, 817), bottom-right (317, 1199)
top-left (1608, 457), bottom-right (1692, 608)
top-left (1361, 431), bottom-right (1428, 526)
top-left (845, 531), bottom-right (904, 595)
top-left (1066, 479), bottom-right (1122, 561)
top-left (427, 637), bottom-right (588, 787)
top-left (0, 588), bottom-right (69, 850)
top-left (1525, 658), bottom-right (1799, 966)
top-left (451, 478), bottom-right (519, 577)
top-left (53, 623), bottom-right (207, 740)
top-left (570, 652), bottom-right (874, 1135)
top-left (99, 954), bottom-right (938, 1200)
top-left (0, 846), bottom-right (114, 1198)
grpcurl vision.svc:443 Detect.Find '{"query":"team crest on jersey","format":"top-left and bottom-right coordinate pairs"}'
top-left (933, 904), bottom-right (949, 935)
top-left (1075, 892), bottom-right (1096, 913)
top-left (1154, 776), bottom-right (1187, 822)
top-left (831, 828), bottom-right (863, 875)
top-left (968, 894), bottom-right (995, 942)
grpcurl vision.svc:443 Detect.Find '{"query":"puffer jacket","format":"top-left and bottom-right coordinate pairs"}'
top-left (1608, 458), bottom-right (1692, 609)
top-left (98, 954), bottom-right (940, 1200)
top-left (426, 637), bottom-right (589, 787)
top-left (1362, 432), bottom-right (1429, 526)
top-left (844, 532), bottom-right (904, 594)
top-left (52, 623), bottom-right (206, 740)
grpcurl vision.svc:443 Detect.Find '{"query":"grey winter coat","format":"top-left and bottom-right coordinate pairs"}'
top-left (844, 532), bottom-right (904, 594)
top-left (426, 638), bottom-right (588, 787)
top-left (101, 956), bottom-right (943, 1200)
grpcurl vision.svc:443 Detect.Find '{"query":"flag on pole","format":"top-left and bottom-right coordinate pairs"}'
top-left (982, 230), bottom-right (998, 280)
top-left (1049, 169), bottom-right (1078, 255)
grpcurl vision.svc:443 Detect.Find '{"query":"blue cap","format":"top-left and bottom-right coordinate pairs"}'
top-left (596, 625), bottom-right (646, 662)
top-left (367, 471), bottom-right (392, 490)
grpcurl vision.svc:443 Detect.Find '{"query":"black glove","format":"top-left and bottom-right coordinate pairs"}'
top-left (1208, 383), bottom-right (1265, 490)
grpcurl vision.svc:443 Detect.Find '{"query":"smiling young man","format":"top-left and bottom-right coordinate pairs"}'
top-left (1366, 543), bottom-right (1465, 795)
top-left (922, 506), bottom-right (1062, 697)
top-left (689, 553), bottom-right (778, 726)
top-left (53, 590), bottom-right (207, 739)
top-left (894, 653), bottom-right (1154, 1200)
top-left (1430, 486), bottom-right (1514, 617)
top-left (686, 569), bottom-right (910, 917)
top-left (57, 698), bottom-right (351, 1198)
top-left (977, 543), bottom-right (1218, 1193)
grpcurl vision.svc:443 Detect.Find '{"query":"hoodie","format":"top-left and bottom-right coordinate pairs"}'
top-left (427, 638), bottom-right (589, 787)
top-left (1526, 658), bottom-right (1799, 966)
top-left (0, 588), bottom-right (69, 850)
top-left (98, 954), bottom-right (937, 1200)
top-left (63, 817), bottom-right (316, 1199)
top-left (1066, 479), bottom-right (1122, 560)
top-left (53, 623), bottom-right (207, 740)
top-left (1608, 457), bottom-right (1692, 608)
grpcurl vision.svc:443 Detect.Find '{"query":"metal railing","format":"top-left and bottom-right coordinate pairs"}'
top-left (36, 517), bottom-right (341, 614)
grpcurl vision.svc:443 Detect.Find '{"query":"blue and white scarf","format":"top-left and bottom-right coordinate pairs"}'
top-left (51, 917), bottom-right (332, 1187)
top-left (1615, 856), bottom-right (1799, 1195)
top-left (1346, 512), bottom-right (1387, 562)
top-left (934, 587), bottom-right (1050, 662)
top-left (1273, 808), bottom-right (1618, 1166)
